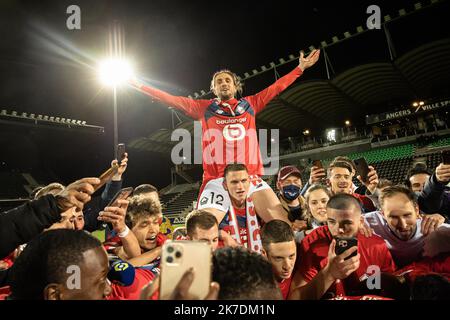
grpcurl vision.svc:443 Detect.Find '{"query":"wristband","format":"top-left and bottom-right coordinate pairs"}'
top-left (118, 226), bottom-right (130, 238)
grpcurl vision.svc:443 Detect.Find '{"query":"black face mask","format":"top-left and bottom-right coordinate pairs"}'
top-left (282, 184), bottom-right (301, 201)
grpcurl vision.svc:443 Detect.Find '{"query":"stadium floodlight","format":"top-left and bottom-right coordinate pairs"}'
top-left (345, 120), bottom-right (351, 126)
top-left (398, 9), bottom-right (406, 16)
top-left (49, 116), bottom-right (55, 121)
top-left (279, 58), bottom-right (286, 64)
top-left (326, 129), bottom-right (336, 142)
top-left (12, 111), bottom-right (17, 116)
top-left (412, 102), bottom-right (419, 107)
top-left (1, 110), bottom-right (6, 115)
top-left (244, 72), bottom-right (250, 78)
top-left (21, 112), bottom-right (27, 117)
top-left (81, 121), bottom-right (87, 125)
top-left (98, 58), bottom-right (134, 87)
top-left (356, 26), bottom-right (364, 33)
top-left (30, 114), bottom-right (35, 118)
top-left (194, 92), bottom-right (199, 98)
top-left (309, 45), bottom-right (316, 51)
top-left (200, 90), bottom-right (206, 96)
top-left (320, 41), bottom-right (328, 48)
top-left (288, 54), bottom-right (295, 60)
top-left (269, 62), bottom-right (276, 68)
top-left (384, 15), bottom-right (392, 22)
top-left (55, 117), bottom-right (60, 122)
top-left (419, 101), bottom-right (424, 106)
top-left (332, 36), bottom-right (339, 43)
top-left (261, 65), bottom-right (267, 71)
top-left (303, 129), bottom-right (310, 135)
top-left (414, 2), bottom-right (422, 10)
top-left (252, 69), bottom-right (258, 75)
top-left (343, 32), bottom-right (351, 39)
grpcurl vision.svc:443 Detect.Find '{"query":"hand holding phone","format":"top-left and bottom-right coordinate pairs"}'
top-left (159, 241), bottom-right (212, 300)
top-left (353, 158), bottom-right (370, 183)
top-left (94, 164), bottom-right (120, 192)
top-left (334, 236), bottom-right (358, 260)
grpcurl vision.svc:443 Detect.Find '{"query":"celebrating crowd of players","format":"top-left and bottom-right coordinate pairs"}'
top-left (1, 48), bottom-right (449, 300)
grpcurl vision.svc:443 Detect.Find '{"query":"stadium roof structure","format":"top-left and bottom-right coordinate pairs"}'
top-left (129, 0), bottom-right (450, 154)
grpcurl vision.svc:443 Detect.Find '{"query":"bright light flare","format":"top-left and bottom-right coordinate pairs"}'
top-left (98, 58), bottom-right (134, 86)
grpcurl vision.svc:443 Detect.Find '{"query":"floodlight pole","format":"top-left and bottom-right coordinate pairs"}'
top-left (113, 86), bottom-right (118, 158)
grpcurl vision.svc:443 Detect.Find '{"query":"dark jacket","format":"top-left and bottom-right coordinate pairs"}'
top-left (0, 195), bottom-right (60, 259)
top-left (419, 174), bottom-right (450, 221)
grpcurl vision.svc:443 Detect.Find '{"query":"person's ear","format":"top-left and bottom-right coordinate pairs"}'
top-left (261, 248), bottom-right (268, 259)
top-left (413, 203), bottom-right (420, 218)
top-left (44, 283), bottom-right (63, 300)
top-left (276, 181), bottom-right (282, 191)
top-left (222, 180), bottom-right (228, 191)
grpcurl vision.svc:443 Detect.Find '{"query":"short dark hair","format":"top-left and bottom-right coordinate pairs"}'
top-left (9, 229), bottom-right (101, 300)
top-left (411, 274), bottom-right (450, 300)
top-left (379, 185), bottom-right (418, 208)
top-left (261, 220), bottom-right (294, 253)
top-left (212, 247), bottom-right (282, 300)
top-left (328, 161), bottom-right (353, 177)
top-left (125, 195), bottom-right (161, 228)
top-left (332, 156), bottom-right (356, 171)
top-left (133, 184), bottom-right (158, 196)
top-left (185, 210), bottom-right (218, 238)
top-left (378, 178), bottom-right (394, 189)
top-left (224, 163), bottom-right (248, 179)
top-left (327, 193), bottom-right (362, 214)
top-left (405, 163), bottom-right (432, 188)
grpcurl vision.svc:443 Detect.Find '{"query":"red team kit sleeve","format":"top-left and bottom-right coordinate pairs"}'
top-left (245, 66), bottom-right (303, 114)
top-left (133, 82), bottom-right (210, 120)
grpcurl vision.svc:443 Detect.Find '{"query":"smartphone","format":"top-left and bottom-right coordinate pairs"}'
top-left (159, 241), bottom-right (211, 300)
top-left (335, 236), bottom-right (358, 260)
top-left (312, 159), bottom-right (323, 169)
top-left (107, 187), bottom-right (134, 208)
top-left (353, 158), bottom-right (369, 183)
top-left (116, 143), bottom-right (126, 162)
top-left (442, 150), bottom-right (450, 165)
top-left (94, 164), bottom-right (120, 192)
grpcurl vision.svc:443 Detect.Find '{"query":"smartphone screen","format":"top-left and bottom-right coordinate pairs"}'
top-left (116, 143), bottom-right (126, 162)
top-left (335, 237), bottom-right (358, 260)
top-left (312, 159), bottom-right (323, 169)
top-left (442, 150), bottom-right (450, 165)
top-left (353, 158), bottom-right (369, 183)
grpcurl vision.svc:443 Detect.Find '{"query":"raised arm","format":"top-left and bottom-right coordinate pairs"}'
top-left (247, 49), bottom-right (320, 113)
top-left (130, 78), bottom-right (210, 119)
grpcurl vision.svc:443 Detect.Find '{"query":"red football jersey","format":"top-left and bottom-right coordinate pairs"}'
top-left (108, 268), bottom-right (156, 300)
top-left (296, 226), bottom-right (396, 298)
top-left (278, 276), bottom-right (293, 300)
top-left (135, 67), bottom-right (302, 183)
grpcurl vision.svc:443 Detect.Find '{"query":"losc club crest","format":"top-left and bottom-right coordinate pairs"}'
top-left (200, 196), bottom-right (208, 206)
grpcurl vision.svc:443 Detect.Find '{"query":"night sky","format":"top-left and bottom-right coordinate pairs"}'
top-left (0, 0), bottom-right (448, 190)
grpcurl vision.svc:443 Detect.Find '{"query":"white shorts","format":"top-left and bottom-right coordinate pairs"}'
top-left (197, 175), bottom-right (271, 213)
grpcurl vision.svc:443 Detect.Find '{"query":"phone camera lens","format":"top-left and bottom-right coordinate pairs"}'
top-left (175, 251), bottom-right (182, 258)
top-left (166, 256), bottom-right (173, 263)
top-left (167, 246), bottom-right (174, 253)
